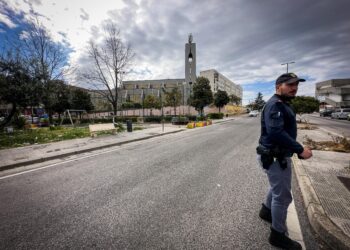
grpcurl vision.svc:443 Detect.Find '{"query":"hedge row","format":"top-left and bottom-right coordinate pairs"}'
top-left (207, 113), bottom-right (224, 119)
top-left (54, 114), bottom-right (221, 125)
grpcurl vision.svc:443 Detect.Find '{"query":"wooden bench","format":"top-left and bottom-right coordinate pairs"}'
top-left (89, 123), bottom-right (116, 137)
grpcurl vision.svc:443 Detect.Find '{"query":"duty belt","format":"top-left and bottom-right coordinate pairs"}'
top-left (256, 144), bottom-right (288, 170)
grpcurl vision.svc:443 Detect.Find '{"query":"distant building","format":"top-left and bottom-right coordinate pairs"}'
top-left (120, 79), bottom-right (186, 104)
top-left (93, 34), bottom-right (243, 110)
top-left (200, 69), bottom-right (242, 104)
top-left (315, 79), bottom-right (350, 108)
top-left (185, 33), bottom-right (196, 86)
top-left (87, 89), bottom-right (112, 111)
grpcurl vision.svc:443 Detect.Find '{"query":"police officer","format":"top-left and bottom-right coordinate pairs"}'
top-left (257, 73), bottom-right (313, 249)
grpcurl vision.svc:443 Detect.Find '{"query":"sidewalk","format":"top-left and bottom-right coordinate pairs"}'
top-left (0, 124), bottom-right (185, 171)
top-left (293, 127), bottom-right (350, 249)
top-left (0, 117), bottom-right (236, 172)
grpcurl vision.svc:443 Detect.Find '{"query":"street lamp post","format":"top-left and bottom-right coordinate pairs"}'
top-left (281, 62), bottom-right (295, 73)
top-left (141, 89), bottom-right (145, 118)
top-left (160, 85), bottom-right (165, 133)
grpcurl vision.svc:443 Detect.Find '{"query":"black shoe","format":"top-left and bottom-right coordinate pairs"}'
top-left (269, 227), bottom-right (302, 250)
top-left (259, 203), bottom-right (272, 223)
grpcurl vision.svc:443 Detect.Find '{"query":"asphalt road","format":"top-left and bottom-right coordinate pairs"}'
top-left (303, 114), bottom-right (350, 137)
top-left (0, 117), bottom-right (320, 249)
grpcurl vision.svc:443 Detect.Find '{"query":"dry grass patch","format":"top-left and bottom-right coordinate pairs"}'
top-left (297, 122), bottom-right (318, 130)
top-left (303, 135), bottom-right (350, 153)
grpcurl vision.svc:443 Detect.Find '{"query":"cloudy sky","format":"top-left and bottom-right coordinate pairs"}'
top-left (1, 0), bottom-right (350, 104)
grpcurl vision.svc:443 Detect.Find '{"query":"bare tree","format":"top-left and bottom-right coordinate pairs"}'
top-left (19, 19), bottom-right (68, 81)
top-left (0, 18), bottom-right (69, 126)
top-left (79, 22), bottom-right (134, 115)
top-left (20, 18), bottom-right (69, 122)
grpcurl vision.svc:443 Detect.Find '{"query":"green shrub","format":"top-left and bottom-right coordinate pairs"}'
top-left (115, 123), bottom-right (125, 132)
top-left (49, 125), bottom-right (63, 131)
top-left (144, 116), bottom-right (162, 123)
top-left (14, 116), bottom-right (26, 129)
top-left (196, 115), bottom-right (208, 121)
top-left (207, 113), bottom-right (224, 119)
top-left (115, 117), bottom-right (138, 123)
top-left (164, 116), bottom-right (172, 122)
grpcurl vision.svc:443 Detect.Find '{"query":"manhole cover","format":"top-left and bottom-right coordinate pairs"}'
top-left (338, 176), bottom-right (350, 192)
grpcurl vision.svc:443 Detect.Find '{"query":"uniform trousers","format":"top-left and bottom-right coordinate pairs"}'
top-left (258, 155), bottom-right (293, 233)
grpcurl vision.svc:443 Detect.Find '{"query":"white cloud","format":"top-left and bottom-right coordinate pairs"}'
top-left (2, 0), bottom-right (350, 101)
top-left (0, 12), bottom-right (17, 28)
top-left (79, 8), bottom-right (89, 21)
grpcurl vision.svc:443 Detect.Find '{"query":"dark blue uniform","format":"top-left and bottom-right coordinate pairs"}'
top-left (257, 94), bottom-right (303, 234)
top-left (259, 94), bottom-right (303, 156)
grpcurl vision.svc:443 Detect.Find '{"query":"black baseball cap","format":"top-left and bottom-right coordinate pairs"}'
top-left (276, 73), bottom-right (305, 85)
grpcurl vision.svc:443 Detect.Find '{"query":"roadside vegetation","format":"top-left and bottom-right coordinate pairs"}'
top-left (303, 134), bottom-right (350, 153)
top-left (297, 121), bottom-right (318, 130)
top-left (0, 125), bottom-right (125, 150)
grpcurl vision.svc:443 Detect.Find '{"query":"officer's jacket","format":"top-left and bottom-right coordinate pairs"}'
top-left (259, 94), bottom-right (304, 156)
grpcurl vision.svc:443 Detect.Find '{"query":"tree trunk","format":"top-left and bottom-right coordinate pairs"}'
top-left (219, 107), bottom-right (221, 113)
top-left (0, 103), bottom-right (16, 129)
top-left (48, 110), bottom-right (53, 125)
top-left (112, 103), bottom-right (117, 116)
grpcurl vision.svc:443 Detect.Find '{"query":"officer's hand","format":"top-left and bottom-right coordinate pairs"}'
top-left (299, 147), bottom-right (313, 159)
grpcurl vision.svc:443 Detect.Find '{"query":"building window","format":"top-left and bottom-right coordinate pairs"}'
top-left (214, 72), bottom-right (219, 82)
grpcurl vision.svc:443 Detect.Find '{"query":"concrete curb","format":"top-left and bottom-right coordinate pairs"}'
top-left (0, 129), bottom-right (186, 172)
top-left (213, 118), bottom-right (236, 124)
top-left (292, 156), bottom-right (350, 250)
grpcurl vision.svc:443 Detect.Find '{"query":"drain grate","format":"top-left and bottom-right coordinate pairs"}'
top-left (338, 176), bottom-right (350, 192)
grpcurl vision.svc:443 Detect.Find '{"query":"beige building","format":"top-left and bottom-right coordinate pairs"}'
top-left (199, 69), bottom-right (242, 104)
top-left (120, 79), bottom-right (187, 104)
top-left (315, 79), bottom-right (350, 108)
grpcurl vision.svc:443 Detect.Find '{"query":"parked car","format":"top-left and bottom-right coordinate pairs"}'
top-left (338, 108), bottom-right (350, 119)
top-left (248, 110), bottom-right (259, 117)
top-left (319, 109), bottom-right (334, 117)
top-left (331, 108), bottom-right (350, 119)
top-left (331, 109), bottom-right (340, 119)
top-left (171, 116), bottom-right (189, 125)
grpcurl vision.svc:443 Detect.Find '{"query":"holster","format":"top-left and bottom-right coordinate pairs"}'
top-left (257, 145), bottom-right (288, 170)
top-left (260, 154), bottom-right (274, 170)
top-left (276, 157), bottom-right (288, 170)
top-left (256, 145), bottom-right (274, 170)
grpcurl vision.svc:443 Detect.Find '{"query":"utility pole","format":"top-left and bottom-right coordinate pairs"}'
top-left (160, 84), bottom-right (165, 133)
top-left (281, 61), bottom-right (295, 73)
